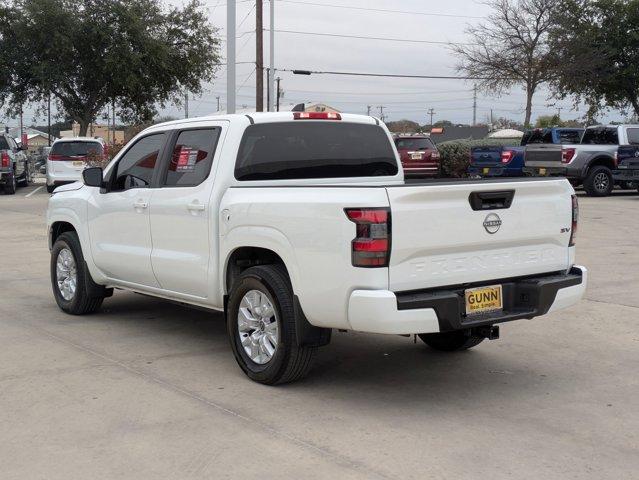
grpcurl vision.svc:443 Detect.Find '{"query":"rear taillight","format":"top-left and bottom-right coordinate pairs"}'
top-left (569, 194), bottom-right (578, 247)
top-left (48, 154), bottom-right (63, 161)
top-left (562, 148), bottom-right (576, 164)
top-left (500, 150), bottom-right (514, 164)
top-left (345, 208), bottom-right (391, 267)
top-left (1, 151), bottom-right (9, 168)
top-left (293, 112), bottom-right (342, 120)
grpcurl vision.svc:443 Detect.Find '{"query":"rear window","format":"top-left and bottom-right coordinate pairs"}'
top-left (51, 141), bottom-right (103, 157)
top-left (523, 130), bottom-right (553, 145)
top-left (0, 136), bottom-right (9, 150)
top-left (235, 122), bottom-right (398, 180)
top-left (626, 128), bottom-right (639, 145)
top-left (557, 129), bottom-right (583, 144)
top-left (394, 137), bottom-right (435, 150)
top-left (581, 128), bottom-right (618, 145)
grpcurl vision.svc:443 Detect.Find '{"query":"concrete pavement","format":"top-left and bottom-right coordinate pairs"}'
top-left (1, 185), bottom-right (637, 479)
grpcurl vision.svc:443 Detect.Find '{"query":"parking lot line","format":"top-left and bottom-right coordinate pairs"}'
top-left (25, 186), bottom-right (43, 197)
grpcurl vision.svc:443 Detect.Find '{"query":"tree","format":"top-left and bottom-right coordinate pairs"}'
top-left (494, 117), bottom-right (524, 130)
top-left (0, 0), bottom-right (220, 135)
top-left (548, 0), bottom-right (639, 117)
top-left (534, 114), bottom-right (562, 128)
top-left (386, 119), bottom-right (421, 133)
top-left (453, 0), bottom-right (557, 127)
top-left (433, 120), bottom-right (453, 127)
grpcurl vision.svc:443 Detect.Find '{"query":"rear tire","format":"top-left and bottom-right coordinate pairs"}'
top-left (227, 265), bottom-right (317, 385)
top-left (4, 173), bottom-right (16, 194)
top-left (418, 329), bottom-right (484, 351)
top-left (17, 166), bottom-right (30, 187)
top-left (583, 166), bottom-right (613, 197)
top-left (46, 185), bottom-right (56, 193)
top-left (51, 232), bottom-right (107, 315)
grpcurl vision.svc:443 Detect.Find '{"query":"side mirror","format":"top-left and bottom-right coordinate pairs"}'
top-left (82, 167), bottom-right (103, 188)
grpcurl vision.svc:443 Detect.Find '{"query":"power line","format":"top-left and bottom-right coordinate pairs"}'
top-left (270, 29), bottom-right (476, 46)
top-left (275, 0), bottom-right (484, 19)
top-left (284, 68), bottom-right (493, 80)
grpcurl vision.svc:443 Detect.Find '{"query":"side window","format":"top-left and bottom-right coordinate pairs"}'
top-left (163, 128), bottom-right (220, 187)
top-left (112, 133), bottom-right (165, 191)
top-left (627, 128), bottom-right (639, 145)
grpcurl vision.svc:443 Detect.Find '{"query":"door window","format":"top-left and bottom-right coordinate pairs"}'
top-left (163, 128), bottom-right (220, 187)
top-left (112, 133), bottom-right (165, 191)
top-left (627, 128), bottom-right (639, 145)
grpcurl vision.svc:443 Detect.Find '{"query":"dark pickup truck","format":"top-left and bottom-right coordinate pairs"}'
top-left (469, 128), bottom-right (583, 178)
top-left (613, 146), bottom-right (639, 192)
top-left (0, 133), bottom-right (31, 194)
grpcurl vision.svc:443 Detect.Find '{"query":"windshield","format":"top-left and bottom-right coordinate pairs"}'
top-left (394, 138), bottom-right (434, 150)
top-left (235, 122), bottom-right (398, 180)
top-left (51, 141), bottom-right (103, 157)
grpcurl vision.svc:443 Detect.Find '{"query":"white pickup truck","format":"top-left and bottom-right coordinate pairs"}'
top-left (47, 112), bottom-right (587, 384)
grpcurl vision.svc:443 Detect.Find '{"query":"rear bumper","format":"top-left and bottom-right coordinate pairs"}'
top-left (403, 166), bottom-right (439, 177)
top-left (0, 170), bottom-right (12, 183)
top-left (46, 170), bottom-right (83, 186)
top-left (523, 166), bottom-right (568, 177)
top-left (347, 266), bottom-right (587, 335)
top-left (468, 165), bottom-right (523, 177)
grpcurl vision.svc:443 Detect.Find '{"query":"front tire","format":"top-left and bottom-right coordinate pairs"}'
top-left (583, 166), bottom-right (613, 197)
top-left (419, 329), bottom-right (484, 351)
top-left (18, 166), bottom-right (31, 187)
top-left (50, 232), bottom-right (106, 315)
top-left (227, 265), bottom-right (316, 385)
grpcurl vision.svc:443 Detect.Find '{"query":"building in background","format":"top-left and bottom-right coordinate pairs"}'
top-left (59, 122), bottom-right (125, 144)
top-left (7, 127), bottom-right (56, 154)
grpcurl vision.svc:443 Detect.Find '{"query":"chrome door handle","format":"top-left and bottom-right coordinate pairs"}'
top-left (187, 202), bottom-right (206, 212)
top-left (133, 200), bottom-right (148, 209)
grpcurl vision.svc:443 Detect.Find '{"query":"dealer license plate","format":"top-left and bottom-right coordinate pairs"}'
top-left (410, 152), bottom-right (422, 160)
top-left (73, 161), bottom-right (84, 167)
top-left (483, 167), bottom-right (490, 175)
top-left (465, 285), bottom-right (503, 316)
top-left (539, 168), bottom-right (547, 175)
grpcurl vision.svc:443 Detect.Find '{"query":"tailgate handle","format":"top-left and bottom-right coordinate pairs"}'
top-left (469, 190), bottom-right (515, 210)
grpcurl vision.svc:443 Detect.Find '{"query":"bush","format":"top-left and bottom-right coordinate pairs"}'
top-left (437, 137), bottom-right (522, 178)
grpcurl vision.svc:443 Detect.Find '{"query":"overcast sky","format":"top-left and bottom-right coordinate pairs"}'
top-left (3, 0), bottom-right (624, 128)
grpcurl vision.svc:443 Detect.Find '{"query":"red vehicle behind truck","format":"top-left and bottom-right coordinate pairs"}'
top-left (393, 135), bottom-right (441, 178)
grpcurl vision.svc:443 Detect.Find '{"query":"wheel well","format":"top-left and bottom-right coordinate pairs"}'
top-left (50, 221), bottom-right (76, 248)
top-left (588, 157), bottom-right (616, 173)
top-left (225, 247), bottom-right (288, 293)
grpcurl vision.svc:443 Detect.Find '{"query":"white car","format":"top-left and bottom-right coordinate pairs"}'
top-left (46, 137), bottom-right (106, 193)
top-left (46, 112), bottom-right (587, 384)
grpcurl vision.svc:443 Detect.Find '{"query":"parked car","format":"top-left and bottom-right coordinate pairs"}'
top-left (46, 112), bottom-right (586, 384)
top-left (523, 124), bottom-right (639, 196)
top-left (469, 128), bottom-right (584, 178)
top-left (0, 132), bottom-right (32, 194)
top-left (613, 145), bottom-right (639, 192)
top-left (393, 134), bottom-right (440, 177)
top-left (46, 137), bottom-right (106, 193)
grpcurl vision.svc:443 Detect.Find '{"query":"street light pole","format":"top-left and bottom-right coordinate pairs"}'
top-left (227, 0), bottom-right (236, 114)
top-left (268, 0), bottom-right (275, 111)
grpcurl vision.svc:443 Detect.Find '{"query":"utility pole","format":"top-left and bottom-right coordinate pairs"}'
top-left (266, 67), bottom-right (270, 110)
top-left (557, 107), bottom-right (562, 120)
top-left (47, 92), bottom-right (51, 146)
top-left (472, 84), bottom-right (477, 126)
top-left (490, 108), bottom-right (494, 129)
top-left (112, 100), bottom-right (116, 145)
top-left (427, 108), bottom-right (435, 128)
top-left (184, 90), bottom-right (189, 118)
top-left (377, 105), bottom-right (385, 122)
top-left (268, 0), bottom-right (275, 111)
top-left (255, 0), bottom-right (263, 111)
top-left (216, 96), bottom-right (221, 112)
top-left (276, 77), bottom-right (281, 111)
top-left (367, 105), bottom-right (371, 116)
top-left (227, 0), bottom-right (236, 114)
top-left (19, 103), bottom-right (24, 147)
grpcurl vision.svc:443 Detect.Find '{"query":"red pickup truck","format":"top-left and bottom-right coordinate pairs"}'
top-left (394, 135), bottom-right (441, 178)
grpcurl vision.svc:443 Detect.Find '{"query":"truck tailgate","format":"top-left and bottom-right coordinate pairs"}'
top-left (525, 144), bottom-right (563, 167)
top-left (386, 179), bottom-right (572, 292)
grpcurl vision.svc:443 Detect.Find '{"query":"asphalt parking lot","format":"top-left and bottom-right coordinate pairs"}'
top-left (1, 183), bottom-right (638, 480)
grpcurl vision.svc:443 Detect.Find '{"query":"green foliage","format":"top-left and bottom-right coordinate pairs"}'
top-left (433, 120), bottom-right (453, 127)
top-left (386, 119), bottom-right (421, 133)
top-left (0, 0), bottom-right (220, 135)
top-left (535, 115), bottom-right (562, 128)
top-left (549, 0), bottom-right (639, 116)
top-left (438, 138), bottom-right (520, 178)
